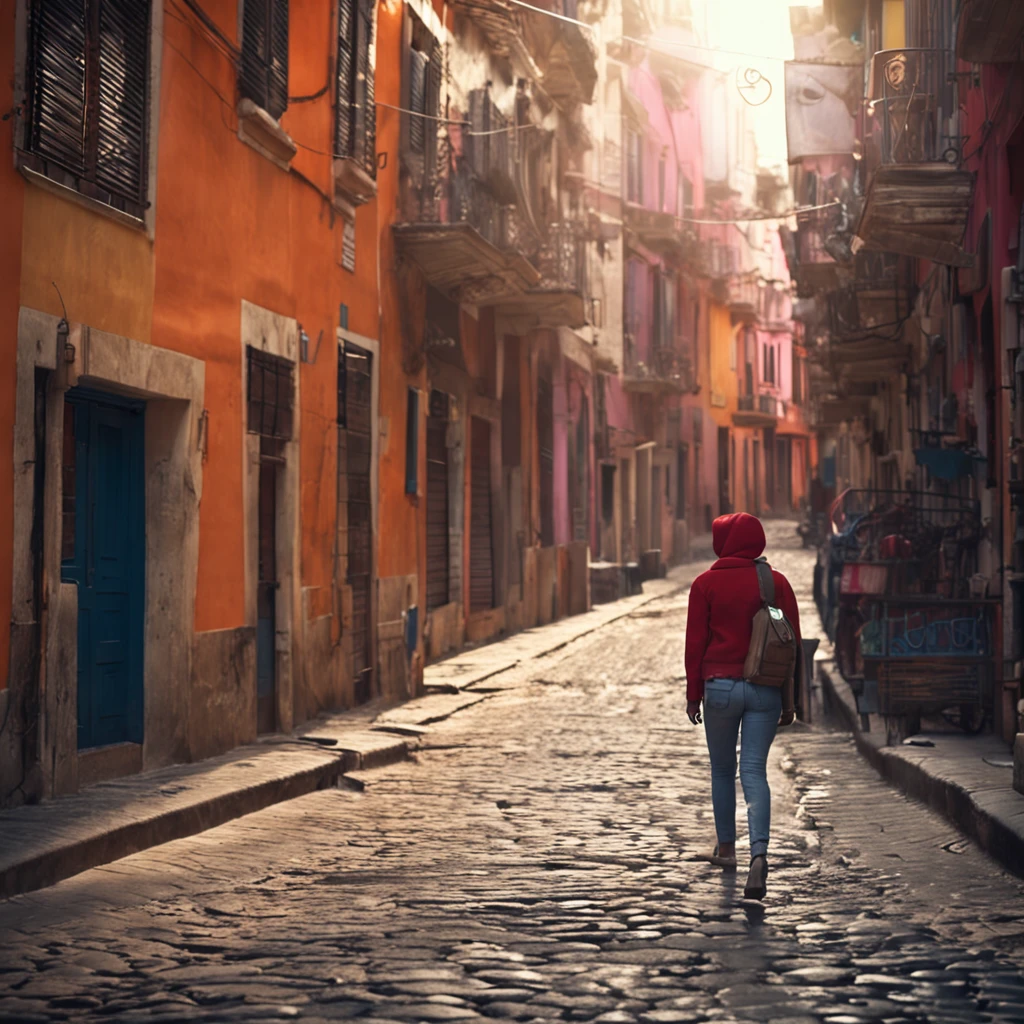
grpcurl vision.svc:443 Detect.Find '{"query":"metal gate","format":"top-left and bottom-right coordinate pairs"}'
top-left (426, 390), bottom-right (449, 611)
top-left (470, 417), bottom-right (495, 611)
top-left (343, 344), bottom-right (374, 702)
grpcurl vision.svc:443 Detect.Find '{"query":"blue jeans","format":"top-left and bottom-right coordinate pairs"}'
top-left (703, 677), bottom-right (782, 859)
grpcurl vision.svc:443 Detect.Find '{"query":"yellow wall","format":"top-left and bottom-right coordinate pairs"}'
top-left (708, 301), bottom-right (737, 427)
top-left (20, 187), bottom-right (155, 342)
top-left (882, 0), bottom-right (905, 50)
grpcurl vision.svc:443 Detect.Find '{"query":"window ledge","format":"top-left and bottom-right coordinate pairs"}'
top-left (333, 157), bottom-right (377, 208)
top-left (237, 99), bottom-right (297, 170)
top-left (18, 162), bottom-right (147, 233)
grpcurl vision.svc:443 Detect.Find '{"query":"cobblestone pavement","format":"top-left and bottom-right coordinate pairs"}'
top-left (2, 525), bottom-right (1023, 1024)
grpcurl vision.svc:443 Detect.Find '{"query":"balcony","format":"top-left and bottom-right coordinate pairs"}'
top-left (828, 252), bottom-right (915, 341)
top-left (855, 49), bottom-right (975, 267)
top-left (450, 0), bottom-right (543, 80)
top-left (624, 205), bottom-right (688, 257)
top-left (727, 276), bottom-right (760, 322)
top-left (393, 164), bottom-right (541, 306)
top-left (542, 16), bottom-right (599, 106)
top-left (497, 221), bottom-right (589, 329)
top-left (957, 0), bottom-right (1024, 63)
top-left (622, 344), bottom-right (693, 394)
top-left (790, 205), bottom-right (844, 296)
top-left (733, 392), bottom-right (779, 427)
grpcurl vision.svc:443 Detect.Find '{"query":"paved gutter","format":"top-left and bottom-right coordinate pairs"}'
top-left (818, 658), bottom-right (1024, 879)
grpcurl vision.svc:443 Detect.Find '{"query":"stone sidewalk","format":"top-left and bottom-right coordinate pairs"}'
top-left (819, 659), bottom-right (1024, 878)
top-left (0, 569), bottom-right (690, 901)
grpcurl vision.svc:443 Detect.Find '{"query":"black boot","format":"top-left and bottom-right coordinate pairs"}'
top-left (744, 855), bottom-right (769, 900)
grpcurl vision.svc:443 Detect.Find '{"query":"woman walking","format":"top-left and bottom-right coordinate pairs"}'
top-left (684, 513), bottom-right (801, 900)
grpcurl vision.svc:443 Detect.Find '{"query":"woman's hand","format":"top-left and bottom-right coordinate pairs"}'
top-left (687, 700), bottom-right (703, 725)
top-left (778, 709), bottom-right (796, 728)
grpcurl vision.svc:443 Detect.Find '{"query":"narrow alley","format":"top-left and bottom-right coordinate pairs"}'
top-left (1, 525), bottom-right (1022, 1024)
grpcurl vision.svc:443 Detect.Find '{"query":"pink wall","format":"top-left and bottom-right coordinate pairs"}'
top-left (552, 353), bottom-right (596, 551)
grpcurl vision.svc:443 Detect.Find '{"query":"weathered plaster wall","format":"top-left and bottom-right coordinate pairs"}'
top-left (152, 0), bottom-right (378, 646)
top-left (0, 0), bottom-right (25, 710)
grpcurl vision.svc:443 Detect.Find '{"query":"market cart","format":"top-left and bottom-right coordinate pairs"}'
top-left (813, 488), bottom-right (992, 742)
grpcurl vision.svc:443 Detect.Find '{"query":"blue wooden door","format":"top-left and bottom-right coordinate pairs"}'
top-left (61, 390), bottom-right (145, 750)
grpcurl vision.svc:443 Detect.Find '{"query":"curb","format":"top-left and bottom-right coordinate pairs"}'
top-left (818, 660), bottom-right (1024, 880)
top-left (0, 738), bottom-right (411, 901)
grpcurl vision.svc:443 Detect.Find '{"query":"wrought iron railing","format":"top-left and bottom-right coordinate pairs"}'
top-left (738, 393), bottom-right (778, 416)
top-left (828, 252), bottom-right (916, 339)
top-left (864, 48), bottom-right (961, 167)
top-left (623, 343), bottom-right (693, 389)
top-left (534, 221), bottom-right (586, 293)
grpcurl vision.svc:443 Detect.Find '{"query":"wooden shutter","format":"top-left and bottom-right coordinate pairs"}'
top-left (408, 48), bottom-right (427, 152)
top-left (27, 0), bottom-right (88, 176)
top-left (335, 0), bottom-right (355, 158)
top-left (467, 88), bottom-right (486, 178)
top-left (425, 42), bottom-right (442, 177)
top-left (241, 0), bottom-right (269, 110)
top-left (267, 0), bottom-right (289, 120)
top-left (96, 0), bottom-right (150, 204)
top-left (470, 418), bottom-right (495, 612)
top-left (355, 0), bottom-right (375, 176)
top-left (426, 391), bottom-right (450, 612)
top-left (241, 0), bottom-right (288, 119)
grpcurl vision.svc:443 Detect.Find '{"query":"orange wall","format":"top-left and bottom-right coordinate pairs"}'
top-left (0, 0), bottom-right (24, 688)
top-left (152, 1), bottom-right (379, 631)
top-left (374, 0), bottom-right (432, 591)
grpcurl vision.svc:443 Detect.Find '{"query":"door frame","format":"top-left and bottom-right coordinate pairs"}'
top-left (11, 308), bottom-right (203, 797)
top-left (338, 326), bottom-right (381, 694)
top-left (241, 302), bottom-right (301, 736)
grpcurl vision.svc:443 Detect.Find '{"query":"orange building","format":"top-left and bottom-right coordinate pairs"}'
top-left (1, 0), bottom-right (384, 801)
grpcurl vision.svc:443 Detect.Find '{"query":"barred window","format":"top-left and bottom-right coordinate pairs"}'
top-left (248, 347), bottom-right (294, 440)
top-left (336, 0), bottom-right (376, 178)
top-left (23, 0), bottom-right (151, 218)
top-left (241, 0), bottom-right (289, 121)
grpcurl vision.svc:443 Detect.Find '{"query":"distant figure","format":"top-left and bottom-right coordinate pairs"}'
top-left (684, 513), bottom-right (801, 900)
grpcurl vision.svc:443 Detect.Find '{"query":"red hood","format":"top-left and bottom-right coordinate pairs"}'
top-left (712, 513), bottom-right (766, 563)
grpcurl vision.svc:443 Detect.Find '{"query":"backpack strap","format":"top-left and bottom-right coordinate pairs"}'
top-left (754, 556), bottom-right (776, 607)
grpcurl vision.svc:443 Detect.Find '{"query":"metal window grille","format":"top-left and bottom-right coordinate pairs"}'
top-left (247, 347), bottom-right (294, 439)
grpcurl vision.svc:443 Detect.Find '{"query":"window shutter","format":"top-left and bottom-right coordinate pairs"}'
top-left (355, 0), bottom-right (375, 176)
top-left (241, 0), bottom-right (269, 111)
top-left (425, 42), bottom-right (442, 177)
top-left (96, 0), bottom-right (150, 205)
top-left (27, 0), bottom-right (88, 176)
top-left (335, 0), bottom-right (355, 158)
top-left (408, 47), bottom-right (427, 153)
top-left (467, 88), bottom-right (486, 177)
top-left (267, 0), bottom-right (289, 120)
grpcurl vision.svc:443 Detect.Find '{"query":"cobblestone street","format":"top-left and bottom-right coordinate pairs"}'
top-left (1, 526), bottom-right (1022, 1024)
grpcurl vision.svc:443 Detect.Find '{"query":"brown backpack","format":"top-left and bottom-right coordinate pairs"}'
top-left (743, 557), bottom-right (798, 688)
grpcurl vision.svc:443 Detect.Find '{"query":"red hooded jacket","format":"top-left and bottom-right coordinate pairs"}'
top-left (684, 513), bottom-right (801, 705)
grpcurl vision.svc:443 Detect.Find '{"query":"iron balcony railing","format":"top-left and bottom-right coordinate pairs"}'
top-left (738, 393), bottom-right (778, 416)
top-left (828, 252), bottom-right (916, 339)
top-left (405, 153), bottom-right (521, 254)
top-left (864, 48), bottom-right (961, 168)
top-left (534, 221), bottom-right (586, 293)
top-left (623, 340), bottom-right (693, 389)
